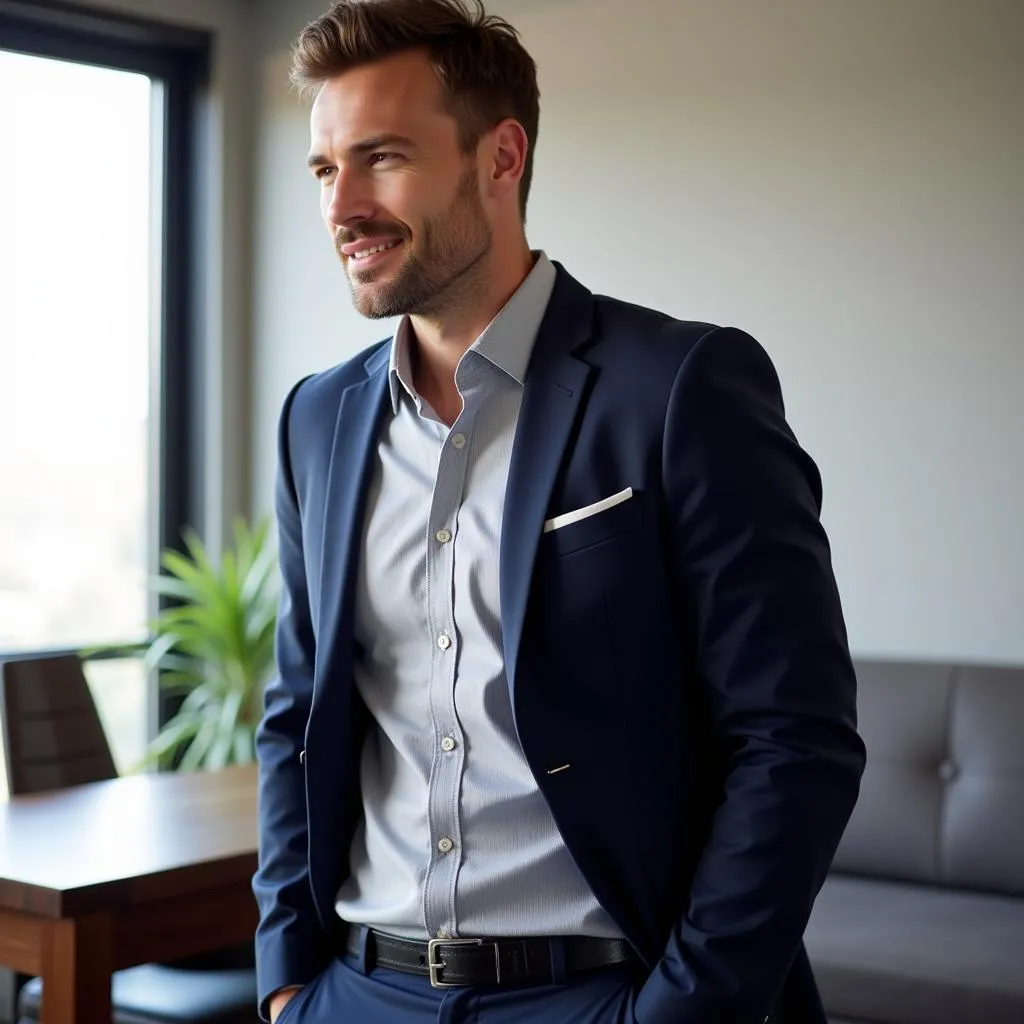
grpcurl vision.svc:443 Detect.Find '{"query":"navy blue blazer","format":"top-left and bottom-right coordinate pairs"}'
top-left (253, 265), bottom-right (866, 1023)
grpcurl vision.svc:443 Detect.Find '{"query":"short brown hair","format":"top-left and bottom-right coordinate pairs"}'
top-left (291, 0), bottom-right (540, 221)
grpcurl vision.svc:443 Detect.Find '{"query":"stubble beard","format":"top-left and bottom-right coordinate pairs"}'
top-left (343, 163), bottom-right (492, 321)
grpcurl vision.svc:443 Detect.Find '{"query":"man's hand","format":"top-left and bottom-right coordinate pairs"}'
top-left (269, 986), bottom-right (304, 1023)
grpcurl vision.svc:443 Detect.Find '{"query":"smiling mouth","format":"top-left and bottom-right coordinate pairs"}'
top-left (348, 239), bottom-right (403, 263)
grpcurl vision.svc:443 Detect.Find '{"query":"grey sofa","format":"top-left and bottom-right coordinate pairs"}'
top-left (805, 658), bottom-right (1024, 1024)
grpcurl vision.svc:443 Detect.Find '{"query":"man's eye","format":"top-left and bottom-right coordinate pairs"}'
top-left (369, 152), bottom-right (398, 166)
top-left (314, 167), bottom-right (335, 182)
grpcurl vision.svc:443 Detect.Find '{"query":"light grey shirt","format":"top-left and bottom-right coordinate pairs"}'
top-left (335, 253), bottom-right (622, 941)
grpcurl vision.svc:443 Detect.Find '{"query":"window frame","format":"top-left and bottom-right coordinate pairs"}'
top-left (0, 0), bottom-right (210, 729)
top-left (0, 3), bottom-right (210, 1016)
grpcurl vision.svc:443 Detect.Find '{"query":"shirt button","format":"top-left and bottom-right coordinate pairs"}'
top-left (438, 837), bottom-right (454, 854)
top-left (451, 433), bottom-right (467, 450)
top-left (437, 633), bottom-right (452, 650)
top-left (435, 528), bottom-right (452, 544)
top-left (441, 736), bottom-right (456, 752)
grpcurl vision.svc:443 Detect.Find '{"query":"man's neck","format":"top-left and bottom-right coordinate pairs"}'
top-left (408, 242), bottom-right (535, 426)
top-left (411, 243), bottom-right (535, 385)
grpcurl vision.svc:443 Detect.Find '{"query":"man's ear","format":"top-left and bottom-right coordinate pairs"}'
top-left (487, 118), bottom-right (528, 202)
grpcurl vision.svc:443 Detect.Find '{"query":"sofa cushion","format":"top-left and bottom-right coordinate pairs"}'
top-left (831, 661), bottom-right (951, 883)
top-left (806, 874), bottom-right (1024, 1024)
top-left (834, 659), bottom-right (1024, 895)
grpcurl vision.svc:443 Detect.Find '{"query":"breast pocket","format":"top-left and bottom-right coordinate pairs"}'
top-left (541, 488), bottom-right (643, 558)
top-left (528, 490), bottom-right (649, 713)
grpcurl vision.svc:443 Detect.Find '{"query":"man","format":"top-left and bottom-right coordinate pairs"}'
top-left (253, 1), bottom-right (866, 1022)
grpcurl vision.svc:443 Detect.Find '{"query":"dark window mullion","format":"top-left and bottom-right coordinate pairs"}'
top-left (0, 0), bottom-right (208, 74)
top-left (158, 66), bottom-right (203, 560)
top-left (156, 64), bottom-right (206, 734)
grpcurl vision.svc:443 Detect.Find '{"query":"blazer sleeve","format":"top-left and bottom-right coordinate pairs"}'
top-left (634, 327), bottom-right (867, 1024)
top-left (252, 378), bottom-right (330, 1019)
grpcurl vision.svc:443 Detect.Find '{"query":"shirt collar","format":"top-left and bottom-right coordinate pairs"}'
top-left (388, 251), bottom-right (557, 413)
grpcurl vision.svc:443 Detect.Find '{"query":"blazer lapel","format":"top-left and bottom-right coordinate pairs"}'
top-left (500, 266), bottom-right (595, 694)
top-left (313, 344), bottom-right (391, 710)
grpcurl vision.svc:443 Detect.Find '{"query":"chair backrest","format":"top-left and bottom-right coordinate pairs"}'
top-left (0, 653), bottom-right (118, 796)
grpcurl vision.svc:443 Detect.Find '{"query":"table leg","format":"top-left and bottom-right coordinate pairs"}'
top-left (40, 914), bottom-right (113, 1024)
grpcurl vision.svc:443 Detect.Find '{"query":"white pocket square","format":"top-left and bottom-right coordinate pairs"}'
top-left (543, 487), bottom-right (634, 534)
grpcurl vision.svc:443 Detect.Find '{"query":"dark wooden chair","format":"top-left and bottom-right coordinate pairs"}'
top-left (0, 652), bottom-right (118, 795)
top-left (0, 653), bottom-right (258, 1024)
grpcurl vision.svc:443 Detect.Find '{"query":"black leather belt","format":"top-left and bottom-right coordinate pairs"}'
top-left (344, 926), bottom-right (636, 989)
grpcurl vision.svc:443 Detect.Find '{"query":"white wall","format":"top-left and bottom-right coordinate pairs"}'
top-left (62, 0), bottom-right (255, 552)
top-left (249, 0), bottom-right (1024, 665)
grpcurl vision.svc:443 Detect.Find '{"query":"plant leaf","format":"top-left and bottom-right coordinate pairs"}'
top-left (232, 726), bottom-right (255, 765)
top-left (203, 688), bottom-right (244, 770)
top-left (178, 714), bottom-right (219, 772)
top-left (134, 715), bottom-right (201, 771)
top-left (145, 515), bottom-right (278, 773)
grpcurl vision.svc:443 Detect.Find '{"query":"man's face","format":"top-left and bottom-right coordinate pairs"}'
top-left (308, 49), bottom-right (492, 319)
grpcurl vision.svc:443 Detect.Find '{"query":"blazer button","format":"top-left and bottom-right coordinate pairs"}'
top-left (299, 749), bottom-right (306, 765)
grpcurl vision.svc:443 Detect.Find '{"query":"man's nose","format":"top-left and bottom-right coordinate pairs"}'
top-left (325, 168), bottom-right (375, 230)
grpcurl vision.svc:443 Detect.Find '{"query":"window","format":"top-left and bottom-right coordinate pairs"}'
top-left (0, 3), bottom-right (209, 776)
top-left (0, 50), bottom-right (153, 770)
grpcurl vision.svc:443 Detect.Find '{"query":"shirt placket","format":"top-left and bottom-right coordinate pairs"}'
top-left (421, 399), bottom-right (477, 940)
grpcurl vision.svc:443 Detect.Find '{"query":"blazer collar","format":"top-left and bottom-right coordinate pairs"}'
top-left (319, 263), bottom-right (597, 706)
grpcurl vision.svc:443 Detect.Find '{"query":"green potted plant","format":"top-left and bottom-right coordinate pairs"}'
top-left (138, 517), bottom-right (279, 772)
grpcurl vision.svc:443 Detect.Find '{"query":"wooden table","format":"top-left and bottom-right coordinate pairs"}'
top-left (0, 764), bottom-right (258, 1024)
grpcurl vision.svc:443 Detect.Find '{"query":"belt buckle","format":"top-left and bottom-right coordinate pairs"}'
top-left (427, 937), bottom-right (499, 988)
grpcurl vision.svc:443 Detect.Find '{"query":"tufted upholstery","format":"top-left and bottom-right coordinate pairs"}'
top-left (831, 659), bottom-right (1024, 894)
top-left (806, 658), bottom-right (1024, 1024)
